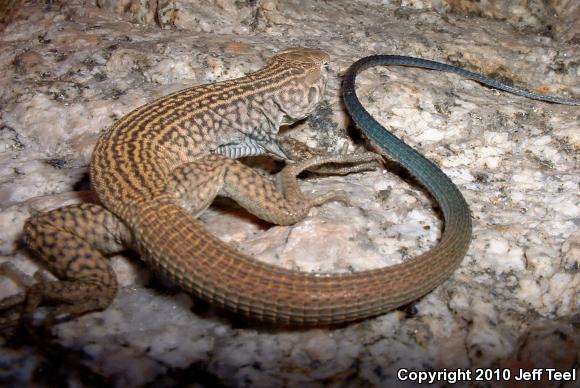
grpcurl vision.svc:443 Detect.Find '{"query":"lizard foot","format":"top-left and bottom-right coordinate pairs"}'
top-left (0, 261), bottom-right (40, 333)
top-left (281, 151), bottom-right (383, 178)
top-left (277, 137), bottom-right (384, 175)
top-left (0, 260), bottom-right (117, 331)
top-left (22, 280), bottom-right (117, 327)
top-left (274, 151), bottom-right (383, 210)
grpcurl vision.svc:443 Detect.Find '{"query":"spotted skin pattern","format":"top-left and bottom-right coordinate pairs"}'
top-left (22, 203), bottom-right (128, 324)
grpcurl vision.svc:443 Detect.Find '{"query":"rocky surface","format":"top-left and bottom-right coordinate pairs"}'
top-left (0, 0), bottom-right (578, 386)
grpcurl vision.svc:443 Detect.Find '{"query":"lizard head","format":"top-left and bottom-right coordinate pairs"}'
top-left (273, 47), bottom-right (330, 67)
top-left (270, 48), bottom-right (330, 125)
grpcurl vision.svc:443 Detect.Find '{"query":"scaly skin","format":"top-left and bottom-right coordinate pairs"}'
top-left (5, 48), bottom-right (578, 327)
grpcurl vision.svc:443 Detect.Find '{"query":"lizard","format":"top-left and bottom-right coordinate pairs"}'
top-left (3, 47), bottom-right (579, 327)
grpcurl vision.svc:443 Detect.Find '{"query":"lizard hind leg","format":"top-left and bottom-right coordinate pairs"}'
top-left (17, 203), bottom-right (131, 326)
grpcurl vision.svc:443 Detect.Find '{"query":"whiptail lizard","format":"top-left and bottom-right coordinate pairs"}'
top-left (5, 48), bottom-right (579, 326)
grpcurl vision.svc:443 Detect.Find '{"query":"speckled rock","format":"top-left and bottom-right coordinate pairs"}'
top-left (0, 0), bottom-right (578, 387)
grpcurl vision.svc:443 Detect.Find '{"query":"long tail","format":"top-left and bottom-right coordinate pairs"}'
top-left (131, 196), bottom-right (469, 325)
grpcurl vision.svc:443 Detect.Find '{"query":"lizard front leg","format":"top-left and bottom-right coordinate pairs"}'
top-left (164, 152), bottom-right (382, 226)
top-left (276, 136), bottom-right (382, 175)
top-left (214, 134), bottom-right (382, 176)
top-left (8, 203), bottom-right (131, 326)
